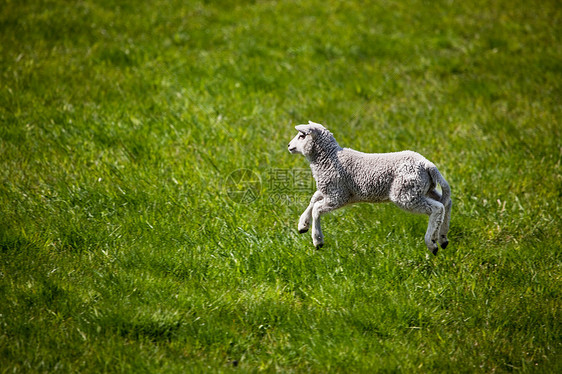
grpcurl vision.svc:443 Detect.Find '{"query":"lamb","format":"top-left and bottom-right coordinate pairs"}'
top-left (287, 121), bottom-right (452, 255)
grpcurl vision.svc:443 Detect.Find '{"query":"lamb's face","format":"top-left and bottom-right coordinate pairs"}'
top-left (288, 131), bottom-right (313, 156)
top-left (288, 122), bottom-right (332, 158)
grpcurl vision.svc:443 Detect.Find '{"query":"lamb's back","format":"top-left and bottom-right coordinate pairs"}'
top-left (339, 149), bottom-right (428, 202)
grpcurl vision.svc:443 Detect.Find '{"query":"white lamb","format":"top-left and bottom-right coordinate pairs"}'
top-left (288, 121), bottom-right (452, 255)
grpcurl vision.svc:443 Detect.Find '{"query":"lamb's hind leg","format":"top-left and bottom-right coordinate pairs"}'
top-left (395, 195), bottom-right (445, 255)
top-left (428, 189), bottom-right (451, 249)
top-left (298, 191), bottom-right (323, 233)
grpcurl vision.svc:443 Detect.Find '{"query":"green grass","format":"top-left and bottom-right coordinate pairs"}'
top-left (1, 0), bottom-right (561, 372)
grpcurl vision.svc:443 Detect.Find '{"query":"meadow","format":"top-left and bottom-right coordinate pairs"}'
top-left (1, 0), bottom-right (561, 372)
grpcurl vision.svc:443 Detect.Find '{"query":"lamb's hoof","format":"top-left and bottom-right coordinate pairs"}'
top-left (440, 240), bottom-right (449, 249)
top-left (298, 228), bottom-right (309, 234)
top-left (427, 239), bottom-right (439, 255)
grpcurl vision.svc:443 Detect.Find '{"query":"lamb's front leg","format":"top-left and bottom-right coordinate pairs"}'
top-left (298, 191), bottom-right (323, 233)
top-left (310, 198), bottom-right (342, 249)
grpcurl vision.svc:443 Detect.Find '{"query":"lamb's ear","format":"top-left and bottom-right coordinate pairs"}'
top-left (306, 121), bottom-right (326, 137)
top-left (308, 121), bottom-right (325, 130)
top-left (295, 125), bottom-right (312, 135)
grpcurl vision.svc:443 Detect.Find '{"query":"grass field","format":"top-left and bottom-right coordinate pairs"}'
top-left (1, 0), bottom-right (561, 372)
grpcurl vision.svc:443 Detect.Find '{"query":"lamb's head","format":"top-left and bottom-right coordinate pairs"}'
top-left (288, 121), bottom-right (339, 160)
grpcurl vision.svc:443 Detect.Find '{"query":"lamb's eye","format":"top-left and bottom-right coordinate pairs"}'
top-left (298, 133), bottom-right (306, 139)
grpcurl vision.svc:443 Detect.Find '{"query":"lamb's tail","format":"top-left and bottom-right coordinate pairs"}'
top-left (428, 165), bottom-right (451, 205)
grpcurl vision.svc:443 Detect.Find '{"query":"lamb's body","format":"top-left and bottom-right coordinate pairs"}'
top-left (288, 122), bottom-right (452, 254)
top-left (312, 149), bottom-right (433, 204)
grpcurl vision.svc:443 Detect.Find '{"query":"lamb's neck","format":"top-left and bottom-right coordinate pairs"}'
top-left (308, 145), bottom-right (342, 173)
